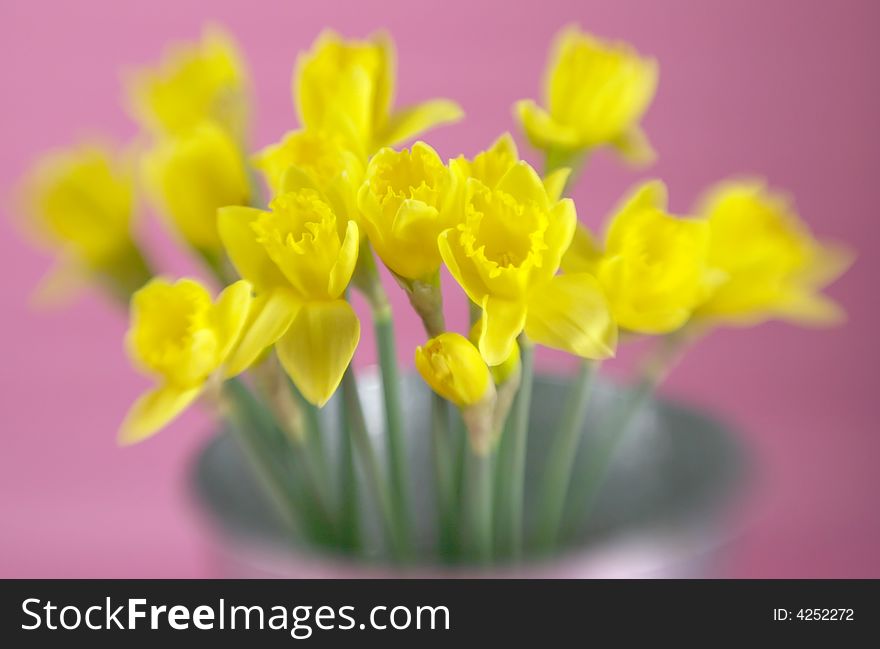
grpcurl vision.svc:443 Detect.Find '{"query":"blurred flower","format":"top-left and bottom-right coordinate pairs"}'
top-left (451, 132), bottom-right (571, 200)
top-left (515, 25), bottom-right (658, 165)
top-left (295, 30), bottom-right (463, 156)
top-left (142, 122), bottom-right (251, 255)
top-left (695, 179), bottom-right (853, 326)
top-left (566, 180), bottom-right (718, 335)
top-left (16, 143), bottom-right (151, 302)
top-left (218, 187), bottom-right (360, 406)
top-left (438, 161), bottom-right (616, 365)
top-left (120, 277), bottom-right (252, 444)
top-left (126, 25), bottom-right (249, 141)
top-left (358, 142), bottom-right (459, 281)
top-left (416, 332), bottom-right (497, 454)
top-left (252, 129), bottom-right (364, 223)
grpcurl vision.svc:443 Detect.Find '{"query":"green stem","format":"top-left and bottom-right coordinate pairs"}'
top-left (299, 393), bottom-right (333, 506)
top-left (337, 385), bottom-right (360, 553)
top-left (431, 393), bottom-right (456, 559)
top-left (535, 360), bottom-right (598, 552)
top-left (222, 379), bottom-right (333, 545)
top-left (466, 450), bottom-right (493, 564)
top-left (562, 379), bottom-right (653, 539)
top-left (341, 367), bottom-right (409, 560)
top-left (373, 303), bottom-right (413, 557)
top-left (498, 337), bottom-right (534, 560)
top-left (452, 410), bottom-right (469, 551)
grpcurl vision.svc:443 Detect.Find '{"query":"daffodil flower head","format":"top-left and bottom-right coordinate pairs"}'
top-left (18, 143), bottom-right (134, 270)
top-left (695, 179), bottom-right (853, 326)
top-left (143, 121), bottom-right (251, 254)
top-left (120, 277), bottom-right (253, 444)
top-left (126, 25), bottom-right (249, 141)
top-left (515, 25), bottom-right (658, 165)
top-left (295, 30), bottom-right (463, 156)
top-left (439, 160), bottom-right (617, 365)
top-left (415, 332), bottom-right (497, 454)
top-left (595, 180), bottom-right (717, 334)
top-left (16, 142), bottom-right (153, 304)
top-left (218, 183), bottom-right (361, 407)
top-left (415, 332), bottom-right (493, 408)
top-left (252, 129), bottom-right (364, 225)
top-left (358, 141), bottom-right (459, 281)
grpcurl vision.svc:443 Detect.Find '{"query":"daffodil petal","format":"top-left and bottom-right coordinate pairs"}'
top-left (280, 165), bottom-right (320, 194)
top-left (802, 242), bottom-right (855, 288)
top-left (776, 291), bottom-right (847, 327)
top-left (118, 384), bottom-right (202, 445)
top-left (611, 125), bottom-right (656, 166)
top-left (543, 167), bottom-right (571, 202)
top-left (212, 279), bottom-right (253, 360)
top-left (275, 300), bottom-right (360, 407)
top-left (561, 222), bottom-right (604, 275)
top-left (514, 99), bottom-right (581, 151)
top-left (218, 205), bottom-right (287, 293)
top-left (525, 273), bottom-right (617, 359)
top-left (497, 161), bottom-right (550, 210)
top-left (479, 295), bottom-right (527, 366)
top-left (438, 228), bottom-right (489, 305)
top-left (328, 220), bottom-right (359, 298)
top-left (29, 259), bottom-right (88, 309)
top-left (612, 179), bottom-right (667, 222)
top-left (378, 99), bottom-right (464, 149)
top-left (224, 289), bottom-right (300, 378)
top-left (530, 196), bottom-right (578, 287)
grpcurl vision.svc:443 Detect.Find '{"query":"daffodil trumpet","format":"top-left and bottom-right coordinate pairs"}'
top-left (18, 24), bottom-right (852, 568)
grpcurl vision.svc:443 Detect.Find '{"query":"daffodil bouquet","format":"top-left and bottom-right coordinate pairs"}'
top-left (16, 25), bottom-right (851, 566)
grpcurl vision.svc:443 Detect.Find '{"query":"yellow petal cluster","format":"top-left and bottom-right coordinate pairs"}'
top-left (126, 25), bottom-right (249, 141)
top-left (358, 142), bottom-right (459, 281)
top-left (695, 180), bottom-right (852, 326)
top-left (415, 332), bottom-right (493, 408)
top-left (515, 25), bottom-right (658, 164)
top-left (439, 161), bottom-right (616, 365)
top-left (566, 181), bottom-right (717, 334)
top-left (295, 30), bottom-right (463, 156)
top-left (218, 184), bottom-right (360, 406)
top-left (142, 122), bottom-right (251, 253)
top-left (121, 277), bottom-right (253, 444)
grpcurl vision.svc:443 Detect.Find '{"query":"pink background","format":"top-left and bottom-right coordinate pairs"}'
top-left (1, 0), bottom-right (878, 577)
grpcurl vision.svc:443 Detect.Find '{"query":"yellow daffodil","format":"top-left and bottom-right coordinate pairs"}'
top-left (438, 161), bottom-right (616, 365)
top-left (451, 132), bottom-right (572, 201)
top-left (16, 143), bottom-right (151, 302)
top-left (566, 180), bottom-right (717, 335)
top-left (295, 30), bottom-right (463, 157)
top-left (120, 277), bottom-right (252, 444)
top-left (515, 25), bottom-right (658, 165)
top-left (357, 141), bottom-right (459, 281)
top-left (142, 122), bottom-right (251, 254)
top-left (252, 129), bottom-right (364, 224)
top-left (416, 333), bottom-right (493, 407)
top-left (415, 332), bottom-right (497, 454)
top-left (126, 25), bottom-right (249, 141)
top-left (695, 180), bottom-right (852, 326)
top-left (218, 180), bottom-right (360, 406)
